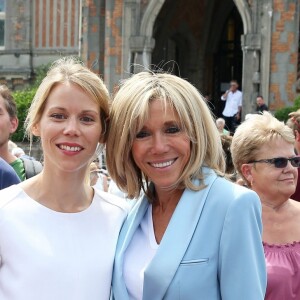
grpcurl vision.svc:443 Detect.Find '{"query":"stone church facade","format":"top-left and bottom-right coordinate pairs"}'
top-left (0, 0), bottom-right (299, 117)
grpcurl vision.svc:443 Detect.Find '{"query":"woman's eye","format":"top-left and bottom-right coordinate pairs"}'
top-left (136, 131), bottom-right (149, 139)
top-left (50, 113), bottom-right (66, 120)
top-left (166, 126), bottom-right (180, 134)
top-left (80, 116), bottom-right (95, 123)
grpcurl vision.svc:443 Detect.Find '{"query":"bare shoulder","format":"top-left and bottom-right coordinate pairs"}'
top-left (19, 176), bottom-right (36, 189)
top-left (290, 199), bottom-right (300, 210)
top-left (18, 175), bottom-right (42, 199)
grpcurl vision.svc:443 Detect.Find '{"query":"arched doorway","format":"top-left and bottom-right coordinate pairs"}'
top-left (212, 6), bottom-right (243, 117)
top-left (150, 0), bottom-right (243, 116)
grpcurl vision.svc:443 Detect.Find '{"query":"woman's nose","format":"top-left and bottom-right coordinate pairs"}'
top-left (151, 133), bottom-right (169, 153)
top-left (63, 117), bottom-right (80, 136)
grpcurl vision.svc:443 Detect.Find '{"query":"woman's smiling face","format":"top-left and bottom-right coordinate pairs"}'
top-left (245, 137), bottom-right (298, 201)
top-left (132, 99), bottom-right (191, 192)
top-left (33, 83), bottom-right (102, 173)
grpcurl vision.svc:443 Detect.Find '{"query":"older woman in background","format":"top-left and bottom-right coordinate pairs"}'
top-left (231, 111), bottom-right (300, 300)
top-left (107, 71), bottom-right (266, 299)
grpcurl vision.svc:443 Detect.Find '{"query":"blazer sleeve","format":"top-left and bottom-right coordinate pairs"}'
top-left (218, 190), bottom-right (267, 299)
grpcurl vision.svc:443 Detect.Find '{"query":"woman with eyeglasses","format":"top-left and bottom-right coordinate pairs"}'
top-left (231, 111), bottom-right (300, 300)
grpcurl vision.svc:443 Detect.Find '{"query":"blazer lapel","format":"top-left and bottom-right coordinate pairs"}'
top-left (143, 169), bottom-right (218, 300)
top-left (112, 197), bottom-right (150, 300)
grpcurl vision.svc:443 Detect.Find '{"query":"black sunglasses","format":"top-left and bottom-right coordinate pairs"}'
top-left (248, 156), bottom-right (300, 168)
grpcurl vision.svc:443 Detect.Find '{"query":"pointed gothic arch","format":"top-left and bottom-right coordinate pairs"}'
top-left (140, 0), bottom-right (165, 37)
top-left (139, 0), bottom-right (252, 52)
top-left (232, 0), bottom-right (252, 33)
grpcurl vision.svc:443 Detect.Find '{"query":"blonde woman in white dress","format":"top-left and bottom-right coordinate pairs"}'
top-left (0, 57), bottom-right (128, 300)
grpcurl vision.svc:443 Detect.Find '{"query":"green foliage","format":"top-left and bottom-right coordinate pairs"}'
top-left (11, 64), bottom-right (51, 142)
top-left (32, 62), bottom-right (52, 88)
top-left (11, 88), bottom-right (37, 142)
top-left (274, 106), bottom-right (295, 122)
top-left (274, 95), bottom-right (300, 122)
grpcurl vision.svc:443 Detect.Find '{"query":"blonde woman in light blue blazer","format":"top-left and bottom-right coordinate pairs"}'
top-left (106, 71), bottom-right (267, 300)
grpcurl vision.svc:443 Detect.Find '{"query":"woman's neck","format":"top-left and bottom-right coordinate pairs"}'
top-left (260, 197), bottom-right (290, 212)
top-left (252, 188), bottom-right (290, 212)
top-left (261, 200), bottom-right (288, 212)
top-left (21, 169), bottom-right (93, 213)
top-left (151, 187), bottom-right (184, 244)
top-left (154, 187), bottom-right (183, 212)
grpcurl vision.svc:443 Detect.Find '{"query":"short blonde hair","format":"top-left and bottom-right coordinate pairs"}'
top-left (287, 109), bottom-right (300, 136)
top-left (106, 71), bottom-right (225, 199)
top-left (231, 111), bottom-right (295, 183)
top-left (25, 57), bottom-right (110, 144)
top-left (216, 118), bottom-right (225, 127)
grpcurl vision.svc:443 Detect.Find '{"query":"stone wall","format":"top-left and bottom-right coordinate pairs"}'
top-left (104, 0), bottom-right (123, 89)
top-left (0, 0), bottom-right (80, 91)
top-left (269, 0), bottom-right (299, 110)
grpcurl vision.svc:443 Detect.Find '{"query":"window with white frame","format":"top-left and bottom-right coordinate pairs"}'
top-left (0, 0), bottom-right (5, 48)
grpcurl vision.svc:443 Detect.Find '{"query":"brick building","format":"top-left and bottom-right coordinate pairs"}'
top-left (0, 0), bottom-right (299, 116)
top-left (0, 0), bottom-right (80, 89)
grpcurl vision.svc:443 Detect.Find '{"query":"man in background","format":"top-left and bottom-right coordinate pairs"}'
top-left (220, 80), bottom-right (242, 134)
top-left (0, 157), bottom-right (20, 189)
top-left (256, 95), bottom-right (269, 113)
top-left (0, 85), bottom-right (42, 180)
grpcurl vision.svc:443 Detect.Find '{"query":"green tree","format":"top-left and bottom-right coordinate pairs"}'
top-left (12, 63), bottom-right (51, 142)
top-left (274, 96), bottom-right (300, 122)
top-left (12, 88), bottom-right (37, 142)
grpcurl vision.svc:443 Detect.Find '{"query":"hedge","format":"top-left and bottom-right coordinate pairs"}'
top-left (11, 63), bottom-right (51, 142)
top-left (274, 96), bottom-right (300, 122)
top-left (12, 88), bottom-right (37, 142)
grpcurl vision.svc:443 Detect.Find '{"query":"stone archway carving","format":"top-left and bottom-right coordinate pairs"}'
top-left (140, 0), bottom-right (252, 45)
top-left (127, 0), bottom-right (166, 69)
top-left (140, 0), bottom-right (165, 37)
top-left (137, 0), bottom-right (252, 67)
top-left (232, 0), bottom-right (270, 117)
top-left (134, 0), bottom-right (267, 117)
top-left (232, 0), bottom-right (252, 34)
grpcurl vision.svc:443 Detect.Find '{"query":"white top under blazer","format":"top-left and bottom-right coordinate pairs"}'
top-left (123, 205), bottom-right (158, 299)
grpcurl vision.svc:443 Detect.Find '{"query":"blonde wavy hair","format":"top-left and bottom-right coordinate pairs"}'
top-left (231, 111), bottom-right (295, 184)
top-left (25, 57), bottom-right (110, 145)
top-left (106, 71), bottom-right (225, 199)
top-left (287, 109), bottom-right (300, 136)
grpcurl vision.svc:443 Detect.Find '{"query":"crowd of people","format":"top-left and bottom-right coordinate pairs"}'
top-left (0, 56), bottom-right (299, 299)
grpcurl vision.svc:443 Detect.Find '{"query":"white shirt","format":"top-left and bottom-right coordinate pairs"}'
top-left (108, 179), bottom-right (127, 199)
top-left (0, 185), bottom-right (128, 300)
top-left (123, 205), bottom-right (158, 300)
top-left (93, 173), bottom-right (106, 191)
top-left (221, 90), bottom-right (243, 117)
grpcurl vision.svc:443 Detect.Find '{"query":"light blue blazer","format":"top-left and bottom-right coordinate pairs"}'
top-left (112, 168), bottom-right (266, 299)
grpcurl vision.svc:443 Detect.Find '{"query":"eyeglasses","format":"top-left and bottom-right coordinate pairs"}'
top-left (248, 156), bottom-right (300, 168)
